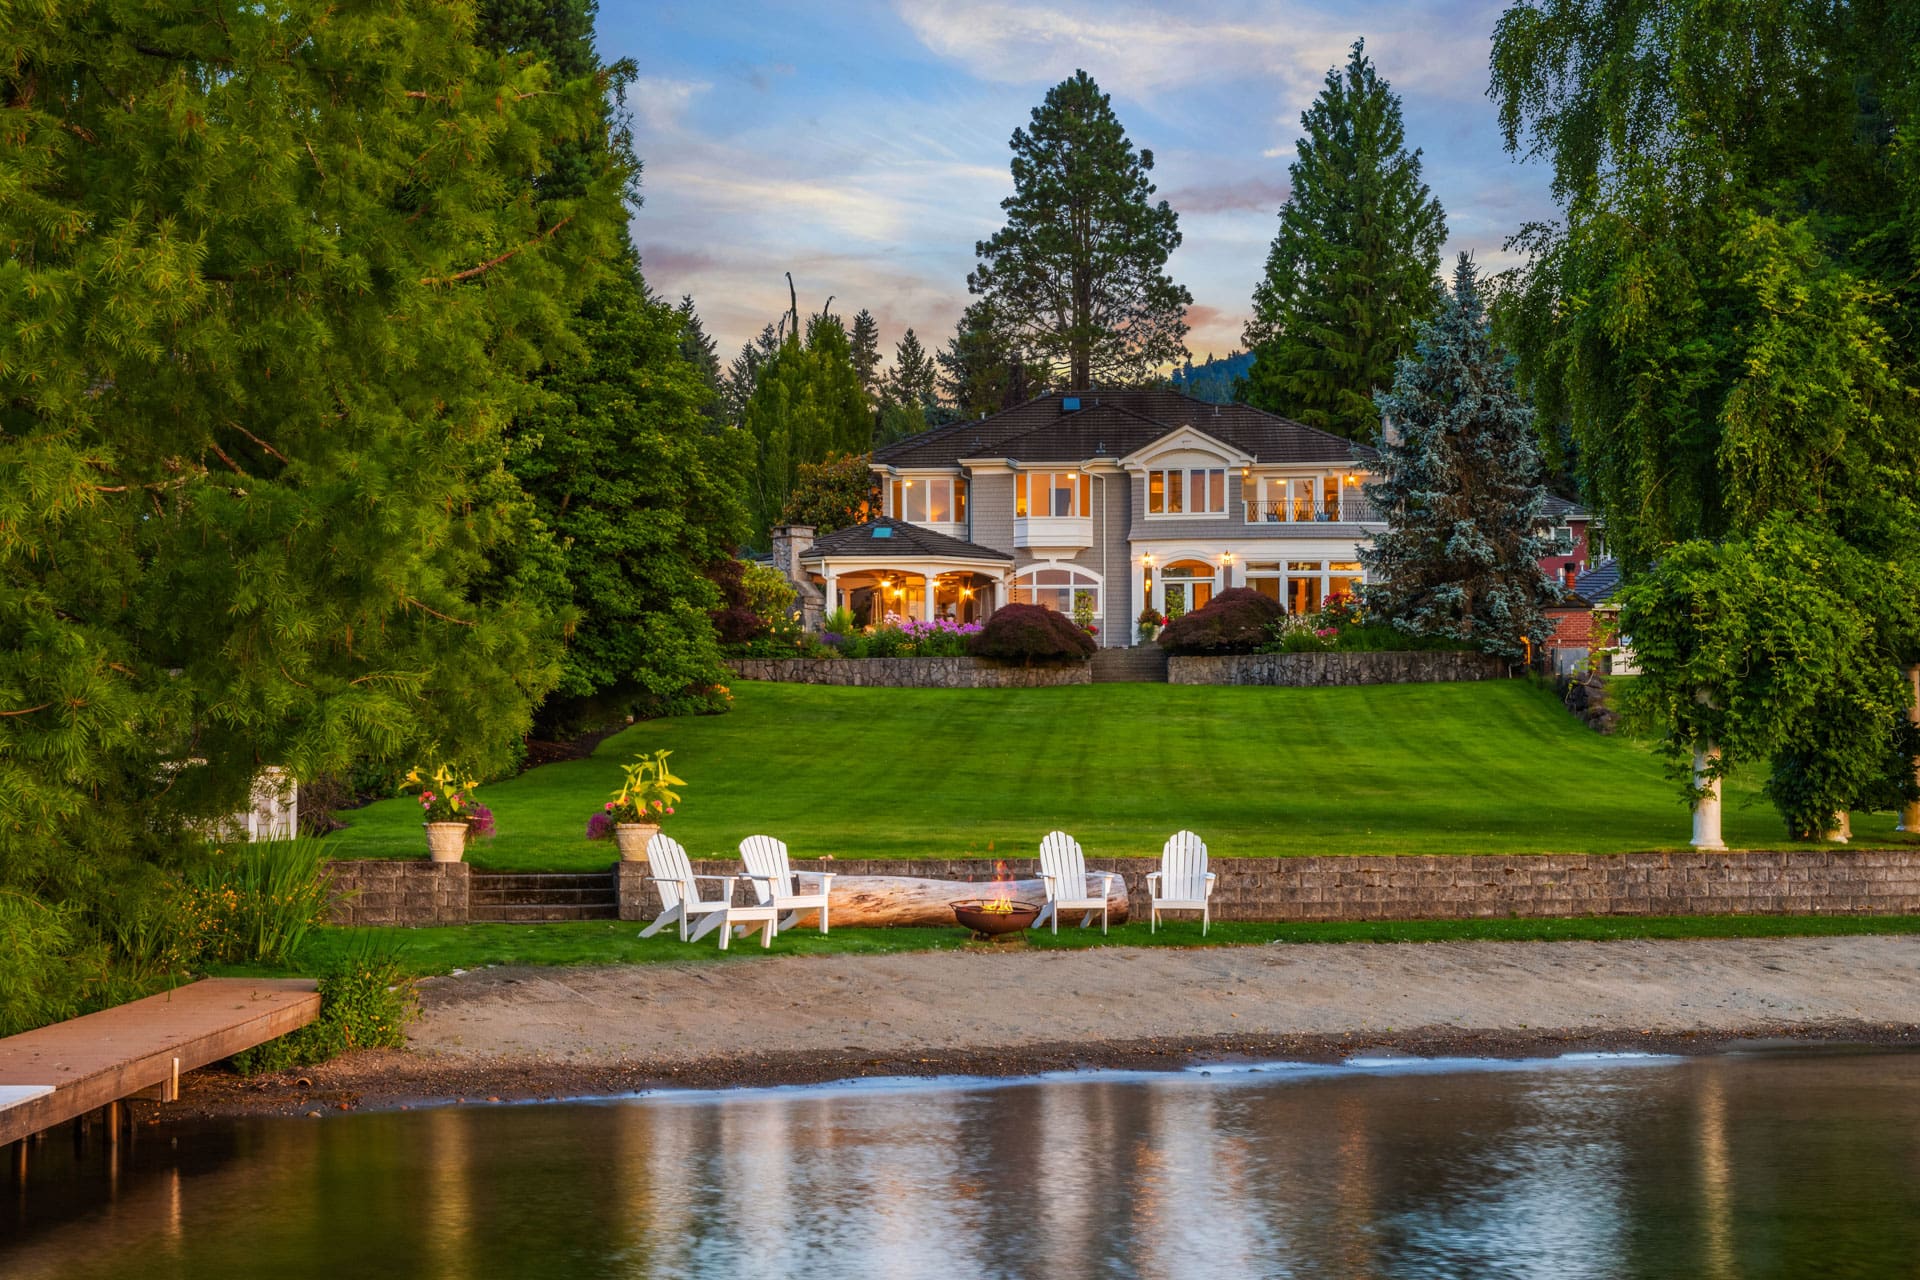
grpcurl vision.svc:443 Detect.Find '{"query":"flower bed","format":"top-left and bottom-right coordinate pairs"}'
top-left (725, 656), bottom-right (1090, 688)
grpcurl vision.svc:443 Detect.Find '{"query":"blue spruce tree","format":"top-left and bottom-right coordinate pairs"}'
top-left (1359, 255), bottom-right (1558, 658)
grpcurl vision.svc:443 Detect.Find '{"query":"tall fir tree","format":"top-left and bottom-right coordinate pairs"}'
top-left (741, 306), bottom-right (872, 541)
top-left (850, 309), bottom-right (883, 399)
top-left (1243, 40), bottom-right (1446, 441)
top-left (1359, 257), bottom-right (1558, 658)
top-left (938, 300), bottom-right (1048, 418)
top-left (969, 70), bottom-right (1191, 388)
top-left (878, 328), bottom-right (939, 444)
top-left (721, 323), bottom-right (781, 426)
top-left (674, 294), bottom-right (725, 422)
top-left (0, 0), bottom-right (621, 1029)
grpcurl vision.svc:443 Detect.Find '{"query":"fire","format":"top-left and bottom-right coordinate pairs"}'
top-left (980, 861), bottom-right (1016, 913)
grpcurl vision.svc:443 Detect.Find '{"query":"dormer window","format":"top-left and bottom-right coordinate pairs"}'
top-left (1147, 467), bottom-right (1227, 515)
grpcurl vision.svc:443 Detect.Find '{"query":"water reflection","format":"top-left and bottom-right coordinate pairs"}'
top-left (6, 1050), bottom-right (1920, 1279)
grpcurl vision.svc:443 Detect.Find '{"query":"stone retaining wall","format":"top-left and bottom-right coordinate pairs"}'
top-left (337, 848), bottom-right (1920, 926)
top-left (1168, 650), bottom-right (1510, 686)
top-left (726, 656), bottom-right (1090, 688)
top-left (326, 860), bottom-right (469, 926)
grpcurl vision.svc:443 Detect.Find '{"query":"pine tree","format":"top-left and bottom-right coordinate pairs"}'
top-left (850, 309), bottom-right (883, 398)
top-left (1243, 40), bottom-right (1446, 441)
top-left (721, 324), bottom-right (781, 426)
top-left (1359, 257), bottom-right (1558, 658)
top-left (937, 301), bottom-right (1047, 418)
top-left (889, 329), bottom-right (938, 412)
top-left (675, 294), bottom-right (725, 421)
top-left (969, 70), bottom-right (1191, 388)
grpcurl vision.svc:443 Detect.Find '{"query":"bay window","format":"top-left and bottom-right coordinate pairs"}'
top-left (1015, 471), bottom-right (1090, 518)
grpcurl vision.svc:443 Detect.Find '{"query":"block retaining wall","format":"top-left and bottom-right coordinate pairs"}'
top-left (336, 849), bottom-right (1920, 926)
top-left (726, 656), bottom-right (1090, 688)
top-left (1168, 650), bottom-right (1511, 686)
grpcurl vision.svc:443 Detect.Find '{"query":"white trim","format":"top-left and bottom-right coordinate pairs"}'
top-left (1116, 424), bottom-right (1251, 468)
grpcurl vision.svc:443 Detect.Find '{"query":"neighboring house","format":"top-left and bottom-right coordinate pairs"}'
top-left (1544, 558), bottom-right (1637, 675)
top-left (1537, 493), bottom-right (1595, 590)
top-left (770, 388), bottom-right (1385, 647)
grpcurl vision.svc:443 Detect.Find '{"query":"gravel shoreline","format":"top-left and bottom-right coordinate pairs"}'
top-left (147, 934), bottom-right (1920, 1124)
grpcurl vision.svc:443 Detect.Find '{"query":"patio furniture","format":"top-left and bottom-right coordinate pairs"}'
top-left (1146, 830), bottom-right (1218, 934)
top-left (738, 835), bottom-right (835, 935)
top-left (1035, 831), bottom-right (1122, 935)
top-left (641, 833), bottom-right (776, 949)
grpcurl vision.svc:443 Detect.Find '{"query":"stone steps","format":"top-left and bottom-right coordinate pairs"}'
top-left (1091, 646), bottom-right (1170, 683)
top-left (469, 871), bottom-right (617, 923)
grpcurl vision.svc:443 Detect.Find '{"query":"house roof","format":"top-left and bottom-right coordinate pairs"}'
top-left (800, 516), bottom-right (1013, 563)
top-left (872, 388), bottom-right (1377, 469)
top-left (1572, 558), bottom-right (1623, 606)
top-left (1541, 493), bottom-right (1590, 521)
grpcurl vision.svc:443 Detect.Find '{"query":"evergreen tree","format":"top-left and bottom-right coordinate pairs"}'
top-left (1359, 258), bottom-right (1558, 658)
top-left (0, 0), bottom-right (619, 1029)
top-left (850, 309), bottom-right (883, 398)
top-left (969, 70), bottom-right (1191, 388)
top-left (741, 308), bottom-right (872, 541)
top-left (675, 294), bottom-right (725, 421)
top-left (877, 328), bottom-right (938, 444)
top-left (937, 301), bottom-right (1047, 418)
top-left (721, 324), bottom-right (781, 426)
top-left (1243, 40), bottom-right (1446, 441)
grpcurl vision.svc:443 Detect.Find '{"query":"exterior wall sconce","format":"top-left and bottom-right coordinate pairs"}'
top-left (1141, 553), bottom-right (1155, 566)
top-left (1219, 551), bottom-right (1234, 564)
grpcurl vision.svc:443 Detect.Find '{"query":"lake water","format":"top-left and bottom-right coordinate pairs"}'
top-left (6, 1048), bottom-right (1919, 1279)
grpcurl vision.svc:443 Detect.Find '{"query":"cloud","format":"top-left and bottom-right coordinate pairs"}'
top-left (632, 76), bottom-right (712, 132)
top-left (1182, 302), bottom-right (1249, 355)
top-left (1165, 176), bottom-right (1291, 216)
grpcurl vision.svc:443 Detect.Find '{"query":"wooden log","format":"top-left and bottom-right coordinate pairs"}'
top-left (784, 873), bottom-right (1130, 929)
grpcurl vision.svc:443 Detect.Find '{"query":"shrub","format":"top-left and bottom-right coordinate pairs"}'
top-left (967, 604), bottom-right (1097, 664)
top-left (1157, 588), bottom-right (1283, 654)
top-left (187, 839), bottom-right (334, 966)
top-left (231, 941), bottom-right (417, 1076)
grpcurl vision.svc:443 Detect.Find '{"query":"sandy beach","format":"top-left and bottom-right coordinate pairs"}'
top-left (165, 934), bottom-right (1920, 1118)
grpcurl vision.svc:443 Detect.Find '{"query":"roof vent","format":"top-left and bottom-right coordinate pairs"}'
top-left (871, 526), bottom-right (893, 539)
top-left (1060, 396), bottom-right (1081, 412)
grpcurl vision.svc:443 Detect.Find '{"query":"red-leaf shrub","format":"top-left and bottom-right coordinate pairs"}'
top-left (1156, 587), bottom-right (1283, 653)
top-left (967, 604), bottom-right (1097, 664)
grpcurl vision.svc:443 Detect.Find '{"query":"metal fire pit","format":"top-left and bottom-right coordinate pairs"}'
top-left (952, 898), bottom-right (1041, 941)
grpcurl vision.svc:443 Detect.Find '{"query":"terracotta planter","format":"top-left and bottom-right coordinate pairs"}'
top-left (424, 821), bottom-right (469, 863)
top-left (614, 822), bottom-right (661, 862)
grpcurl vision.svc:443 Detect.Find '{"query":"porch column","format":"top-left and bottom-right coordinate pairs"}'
top-left (1691, 742), bottom-right (1726, 850)
top-left (922, 568), bottom-right (939, 623)
top-left (822, 569), bottom-right (838, 619)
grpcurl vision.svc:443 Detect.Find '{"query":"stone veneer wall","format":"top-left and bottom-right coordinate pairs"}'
top-left (326, 860), bottom-right (469, 926)
top-left (337, 849), bottom-right (1920, 926)
top-left (1168, 650), bottom-right (1509, 686)
top-left (611, 851), bottom-right (1920, 924)
top-left (726, 656), bottom-right (1090, 688)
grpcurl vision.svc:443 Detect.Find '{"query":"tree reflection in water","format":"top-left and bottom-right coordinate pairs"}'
top-left (7, 1050), bottom-right (1920, 1279)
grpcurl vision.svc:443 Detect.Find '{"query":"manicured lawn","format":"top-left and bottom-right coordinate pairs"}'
top-left (327, 679), bottom-right (1913, 871)
top-left (219, 914), bottom-right (1920, 979)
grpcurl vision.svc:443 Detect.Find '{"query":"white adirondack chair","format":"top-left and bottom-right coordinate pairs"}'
top-left (640, 833), bottom-right (776, 949)
top-left (1035, 831), bottom-right (1122, 935)
top-left (1146, 830), bottom-right (1217, 934)
top-left (738, 835), bottom-right (834, 935)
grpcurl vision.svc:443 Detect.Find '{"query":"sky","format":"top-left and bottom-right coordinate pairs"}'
top-left (603, 0), bottom-right (1560, 370)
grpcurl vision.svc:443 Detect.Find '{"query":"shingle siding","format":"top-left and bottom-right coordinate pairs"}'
top-left (971, 471), bottom-right (1016, 553)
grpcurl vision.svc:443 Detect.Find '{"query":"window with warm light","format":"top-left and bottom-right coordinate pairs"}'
top-left (1016, 472), bottom-right (1090, 518)
top-left (1147, 468), bottom-right (1227, 515)
top-left (1009, 565), bottom-right (1101, 617)
top-left (889, 475), bottom-right (967, 525)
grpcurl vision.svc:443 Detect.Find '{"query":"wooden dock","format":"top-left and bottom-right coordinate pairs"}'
top-left (0, 978), bottom-right (320, 1148)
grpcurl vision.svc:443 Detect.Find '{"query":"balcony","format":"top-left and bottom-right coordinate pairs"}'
top-left (1243, 493), bottom-right (1381, 524)
top-left (1015, 515), bottom-right (1094, 551)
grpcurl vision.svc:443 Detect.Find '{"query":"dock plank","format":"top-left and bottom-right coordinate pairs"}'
top-left (0, 979), bottom-right (319, 1145)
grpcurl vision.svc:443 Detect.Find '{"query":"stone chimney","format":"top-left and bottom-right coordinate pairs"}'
top-left (769, 524), bottom-right (824, 630)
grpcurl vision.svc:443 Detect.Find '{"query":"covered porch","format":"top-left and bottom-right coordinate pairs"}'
top-left (797, 517), bottom-right (1015, 630)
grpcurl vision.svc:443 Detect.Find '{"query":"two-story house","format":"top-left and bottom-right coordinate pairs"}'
top-left (772, 389), bottom-right (1385, 647)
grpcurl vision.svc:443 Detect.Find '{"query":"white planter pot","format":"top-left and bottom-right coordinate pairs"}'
top-left (424, 822), bottom-right (469, 863)
top-left (615, 822), bottom-right (661, 862)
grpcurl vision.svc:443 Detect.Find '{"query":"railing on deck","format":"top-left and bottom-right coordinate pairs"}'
top-left (1242, 492), bottom-right (1381, 524)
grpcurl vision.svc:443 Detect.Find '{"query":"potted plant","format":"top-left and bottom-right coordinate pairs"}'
top-left (1137, 606), bottom-right (1168, 644)
top-left (604, 749), bottom-right (685, 862)
top-left (404, 763), bottom-right (481, 863)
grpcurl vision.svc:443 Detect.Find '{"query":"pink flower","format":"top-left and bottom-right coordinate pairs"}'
top-left (420, 792), bottom-right (434, 804)
top-left (666, 807), bottom-right (675, 815)
top-left (604, 801), bottom-right (614, 812)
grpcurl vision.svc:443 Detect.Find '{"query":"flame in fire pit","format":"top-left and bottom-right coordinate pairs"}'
top-left (979, 860), bottom-right (1016, 912)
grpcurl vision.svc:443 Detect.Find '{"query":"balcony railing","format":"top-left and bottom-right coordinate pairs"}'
top-left (1243, 493), bottom-right (1381, 524)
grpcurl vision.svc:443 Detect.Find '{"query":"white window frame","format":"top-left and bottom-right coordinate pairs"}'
top-left (1015, 471), bottom-right (1089, 519)
top-left (1146, 467), bottom-right (1229, 517)
top-left (1009, 564), bottom-right (1102, 618)
top-left (888, 474), bottom-right (968, 526)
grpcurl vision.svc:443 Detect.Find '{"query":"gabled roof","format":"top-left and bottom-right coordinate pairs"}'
top-left (801, 516), bottom-right (1013, 563)
top-left (872, 388), bottom-right (1376, 469)
top-left (1541, 493), bottom-right (1591, 521)
top-left (1572, 558), bottom-right (1622, 606)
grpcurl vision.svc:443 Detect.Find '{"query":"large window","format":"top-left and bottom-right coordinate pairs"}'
top-left (1281, 560), bottom-right (1365, 614)
top-left (1015, 471), bottom-right (1090, 519)
top-left (889, 475), bottom-right (967, 525)
top-left (1147, 468), bottom-right (1228, 515)
top-left (1010, 565), bottom-right (1101, 619)
top-left (1160, 559), bottom-right (1217, 615)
